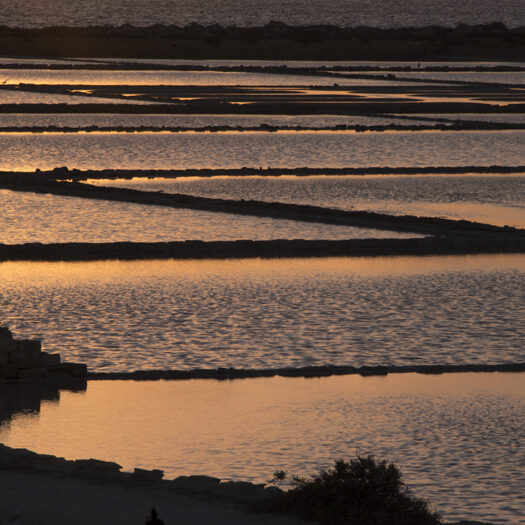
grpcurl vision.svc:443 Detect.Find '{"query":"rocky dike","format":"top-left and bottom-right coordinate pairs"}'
top-left (1, 23), bottom-right (524, 60)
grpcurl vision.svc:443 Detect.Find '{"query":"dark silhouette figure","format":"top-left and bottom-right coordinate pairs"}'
top-left (146, 508), bottom-right (165, 525)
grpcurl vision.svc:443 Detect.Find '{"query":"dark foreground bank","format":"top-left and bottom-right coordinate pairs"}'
top-left (0, 445), bottom-right (499, 525)
top-left (1, 23), bottom-right (524, 60)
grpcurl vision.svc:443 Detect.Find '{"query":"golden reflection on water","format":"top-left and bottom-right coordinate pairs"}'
top-left (0, 254), bottom-right (523, 286)
top-left (0, 372), bottom-right (522, 479)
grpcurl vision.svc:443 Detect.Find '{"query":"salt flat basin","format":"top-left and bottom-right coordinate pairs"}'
top-left (1, 254), bottom-right (524, 371)
top-left (95, 173), bottom-right (525, 228)
top-left (1, 130), bottom-right (524, 171)
top-left (0, 189), bottom-right (412, 244)
top-left (0, 373), bottom-right (523, 524)
top-left (357, 70), bottom-right (525, 85)
top-left (0, 89), bottom-right (158, 104)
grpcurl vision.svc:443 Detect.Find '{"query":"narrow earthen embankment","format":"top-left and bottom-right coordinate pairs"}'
top-left (88, 363), bottom-right (525, 381)
top-left (0, 173), bottom-right (522, 236)
top-left (0, 236), bottom-right (524, 263)
top-left (2, 101), bottom-right (525, 114)
top-left (1, 23), bottom-right (524, 60)
top-left (2, 122), bottom-right (525, 132)
top-left (0, 173), bottom-right (523, 260)
top-left (0, 444), bottom-right (283, 507)
top-left (7, 165), bottom-right (524, 179)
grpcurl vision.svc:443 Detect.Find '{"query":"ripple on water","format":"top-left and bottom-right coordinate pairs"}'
top-left (0, 255), bottom-right (523, 372)
top-left (0, 373), bottom-right (523, 524)
top-left (95, 173), bottom-right (525, 228)
top-left (1, 130), bottom-right (524, 171)
top-left (0, 189), bottom-right (413, 243)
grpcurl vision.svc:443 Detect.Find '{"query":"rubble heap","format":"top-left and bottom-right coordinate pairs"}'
top-left (0, 326), bottom-right (87, 381)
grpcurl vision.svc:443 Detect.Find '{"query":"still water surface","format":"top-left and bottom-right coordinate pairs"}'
top-left (1, 255), bottom-right (523, 371)
top-left (97, 174), bottom-right (525, 228)
top-left (0, 373), bottom-right (523, 524)
top-left (2, 130), bottom-right (524, 171)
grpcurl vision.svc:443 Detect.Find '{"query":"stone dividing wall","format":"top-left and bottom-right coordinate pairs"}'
top-left (0, 326), bottom-right (87, 381)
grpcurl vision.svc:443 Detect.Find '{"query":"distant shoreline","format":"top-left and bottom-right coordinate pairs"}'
top-left (1, 23), bottom-right (524, 60)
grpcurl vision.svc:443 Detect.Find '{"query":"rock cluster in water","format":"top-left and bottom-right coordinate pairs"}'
top-left (0, 326), bottom-right (87, 381)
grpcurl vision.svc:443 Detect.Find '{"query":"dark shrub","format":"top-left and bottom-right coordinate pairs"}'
top-left (266, 456), bottom-right (440, 525)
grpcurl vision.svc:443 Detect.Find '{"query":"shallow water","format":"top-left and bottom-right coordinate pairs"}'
top-left (0, 189), bottom-right (405, 244)
top-left (96, 174), bottom-right (525, 228)
top-left (355, 70), bottom-right (525, 85)
top-left (2, 130), bottom-right (524, 171)
top-left (0, 113), bottom-right (430, 128)
top-left (110, 173), bottom-right (525, 227)
top-left (396, 113), bottom-right (525, 125)
top-left (0, 87), bottom-right (157, 104)
top-left (1, 373), bottom-right (524, 524)
top-left (1, 255), bottom-right (523, 371)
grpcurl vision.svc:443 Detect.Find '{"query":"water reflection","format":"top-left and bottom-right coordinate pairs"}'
top-left (95, 173), bottom-right (525, 228)
top-left (1, 130), bottom-right (524, 171)
top-left (0, 381), bottom-right (86, 428)
top-left (0, 374), bottom-right (522, 524)
top-left (0, 255), bottom-right (523, 371)
top-left (1, 189), bottom-right (411, 244)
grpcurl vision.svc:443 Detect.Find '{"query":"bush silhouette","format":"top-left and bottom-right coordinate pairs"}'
top-left (266, 456), bottom-right (440, 525)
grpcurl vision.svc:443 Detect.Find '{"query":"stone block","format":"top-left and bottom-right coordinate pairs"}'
top-left (0, 327), bottom-right (13, 340)
top-left (8, 350), bottom-right (20, 364)
top-left (218, 481), bottom-right (267, 501)
top-left (18, 368), bottom-right (47, 380)
top-left (1, 364), bottom-right (19, 379)
top-left (18, 355), bottom-right (42, 369)
top-left (170, 475), bottom-right (221, 492)
top-left (17, 340), bottom-right (42, 355)
top-left (133, 468), bottom-right (164, 481)
top-left (73, 458), bottom-right (122, 475)
top-left (71, 363), bottom-right (88, 377)
top-left (47, 363), bottom-right (74, 376)
top-left (47, 362), bottom-right (87, 377)
top-left (40, 352), bottom-right (61, 367)
top-left (0, 339), bottom-right (17, 354)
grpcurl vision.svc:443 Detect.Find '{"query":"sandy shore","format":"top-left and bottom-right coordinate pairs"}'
top-left (0, 470), bottom-right (305, 525)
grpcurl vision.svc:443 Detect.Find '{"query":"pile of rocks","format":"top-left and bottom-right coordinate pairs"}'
top-left (0, 326), bottom-right (87, 381)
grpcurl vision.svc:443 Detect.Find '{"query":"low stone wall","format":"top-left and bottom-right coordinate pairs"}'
top-left (0, 443), bottom-right (278, 504)
top-left (0, 326), bottom-right (87, 381)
